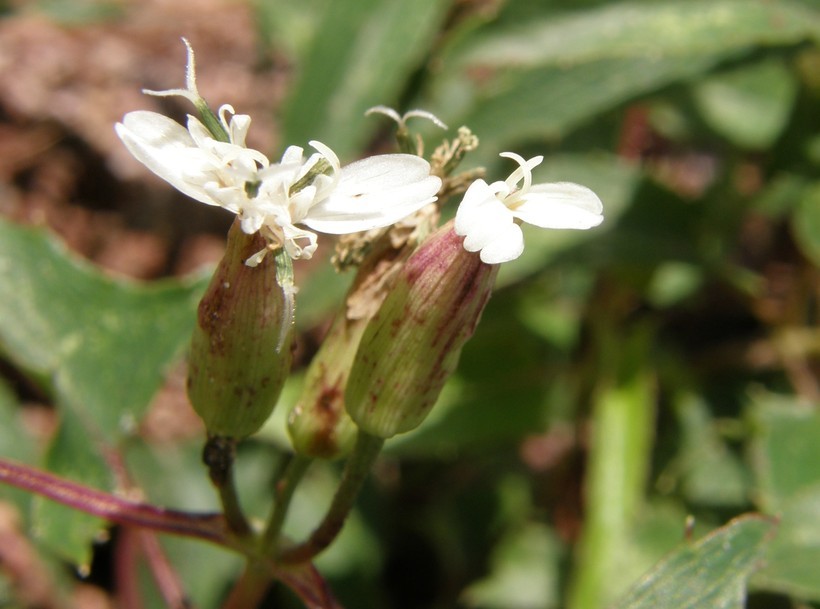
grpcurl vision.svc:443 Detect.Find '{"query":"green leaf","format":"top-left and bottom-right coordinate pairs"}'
top-left (792, 182), bottom-right (820, 266)
top-left (754, 485), bottom-right (820, 602)
top-left (426, 0), bottom-right (818, 161)
top-left (610, 515), bottom-right (775, 609)
top-left (0, 379), bottom-right (37, 516)
top-left (461, 523), bottom-right (562, 609)
top-left (674, 393), bottom-right (750, 507)
top-left (747, 391), bottom-right (820, 512)
top-left (0, 218), bottom-right (206, 440)
top-left (282, 0), bottom-right (451, 158)
top-left (747, 392), bottom-right (820, 601)
top-left (431, 55), bottom-right (723, 166)
top-left (0, 218), bottom-right (207, 564)
top-left (693, 59), bottom-right (798, 149)
top-left (32, 407), bottom-right (111, 569)
top-left (450, 0), bottom-right (820, 69)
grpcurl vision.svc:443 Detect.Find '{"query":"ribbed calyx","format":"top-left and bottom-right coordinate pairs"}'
top-left (187, 219), bottom-right (295, 439)
top-left (287, 311), bottom-right (362, 459)
top-left (345, 222), bottom-right (498, 438)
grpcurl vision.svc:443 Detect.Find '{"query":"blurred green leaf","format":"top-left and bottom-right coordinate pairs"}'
top-left (693, 59), bottom-right (798, 149)
top-left (461, 522), bottom-right (562, 609)
top-left (646, 262), bottom-right (704, 308)
top-left (431, 55), bottom-right (722, 166)
top-left (747, 392), bottom-right (820, 601)
top-left (754, 484), bottom-right (820, 602)
top-left (34, 0), bottom-right (122, 23)
top-left (610, 515), bottom-right (775, 609)
top-left (0, 379), bottom-right (34, 466)
top-left (0, 379), bottom-right (36, 516)
top-left (792, 182), bottom-right (820, 266)
top-left (675, 393), bottom-right (750, 507)
top-left (748, 391), bottom-right (820, 512)
top-left (427, 0), bottom-right (818, 162)
top-left (282, 0), bottom-right (451, 158)
top-left (0, 219), bottom-right (206, 439)
top-left (450, 0), bottom-right (820, 69)
top-left (0, 219), bottom-right (207, 563)
top-left (254, 0), bottom-right (329, 59)
top-left (33, 406), bottom-right (111, 568)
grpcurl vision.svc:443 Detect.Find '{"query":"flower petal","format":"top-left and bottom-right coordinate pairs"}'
top-left (115, 111), bottom-right (217, 206)
top-left (513, 182), bottom-right (604, 229)
top-left (302, 154), bottom-right (441, 234)
top-left (454, 179), bottom-right (514, 253)
top-left (478, 222), bottom-right (524, 264)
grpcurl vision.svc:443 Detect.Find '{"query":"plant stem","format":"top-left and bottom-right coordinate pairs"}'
top-left (278, 431), bottom-right (384, 564)
top-left (221, 560), bottom-right (272, 609)
top-left (0, 458), bottom-right (236, 549)
top-left (203, 436), bottom-right (252, 537)
top-left (261, 455), bottom-right (312, 553)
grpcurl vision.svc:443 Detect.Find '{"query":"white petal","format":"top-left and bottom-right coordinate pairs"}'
top-left (338, 154), bottom-right (434, 192)
top-left (455, 179), bottom-right (495, 236)
top-left (302, 154), bottom-right (441, 234)
top-left (116, 111), bottom-right (218, 206)
top-left (513, 182), bottom-right (604, 229)
top-left (478, 222), bottom-right (525, 264)
top-left (454, 180), bottom-right (514, 252)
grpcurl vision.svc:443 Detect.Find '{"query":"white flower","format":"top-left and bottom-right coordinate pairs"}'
top-left (454, 152), bottom-right (603, 264)
top-left (115, 43), bottom-right (441, 264)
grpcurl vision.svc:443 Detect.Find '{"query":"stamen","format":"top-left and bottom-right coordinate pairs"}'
top-left (500, 152), bottom-right (543, 195)
top-left (218, 104), bottom-right (236, 138)
top-left (308, 140), bottom-right (341, 175)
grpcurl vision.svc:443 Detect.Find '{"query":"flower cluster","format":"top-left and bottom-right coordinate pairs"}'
top-left (115, 39), bottom-right (607, 446)
top-left (116, 40), bottom-right (441, 265)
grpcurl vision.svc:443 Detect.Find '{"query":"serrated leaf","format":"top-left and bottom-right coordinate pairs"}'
top-left (610, 515), bottom-right (775, 609)
top-left (282, 0), bottom-right (450, 158)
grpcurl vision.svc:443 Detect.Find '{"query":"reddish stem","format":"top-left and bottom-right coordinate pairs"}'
top-left (0, 458), bottom-right (234, 549)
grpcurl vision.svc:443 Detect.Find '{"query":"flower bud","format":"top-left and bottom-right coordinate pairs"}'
top-left (287, 312), bottom-right (362, 458)
top-left (345, 222), bottom-right (499, 438)
top-left (187, 219), bottom-right (294, 439)
top-left (287, 208), bottom-right (439, 457)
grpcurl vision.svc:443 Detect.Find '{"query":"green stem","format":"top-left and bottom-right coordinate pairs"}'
top-left (203, 436), bottom-right (252, 538)
top-left (261, 455), bottom-right (312, 553)
top-left (278, 431), bottom-right (384, 564)
top-left (220, 560), bottom-right (271, 609)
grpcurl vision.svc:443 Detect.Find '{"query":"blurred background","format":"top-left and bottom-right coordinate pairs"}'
top-left (0, 0), bottom-right (818, 608)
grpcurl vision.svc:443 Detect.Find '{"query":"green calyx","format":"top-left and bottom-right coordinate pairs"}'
top-left (345, 223), bottom-right (499, 439)
top-left (187, 220), bottom-right (295, 439)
